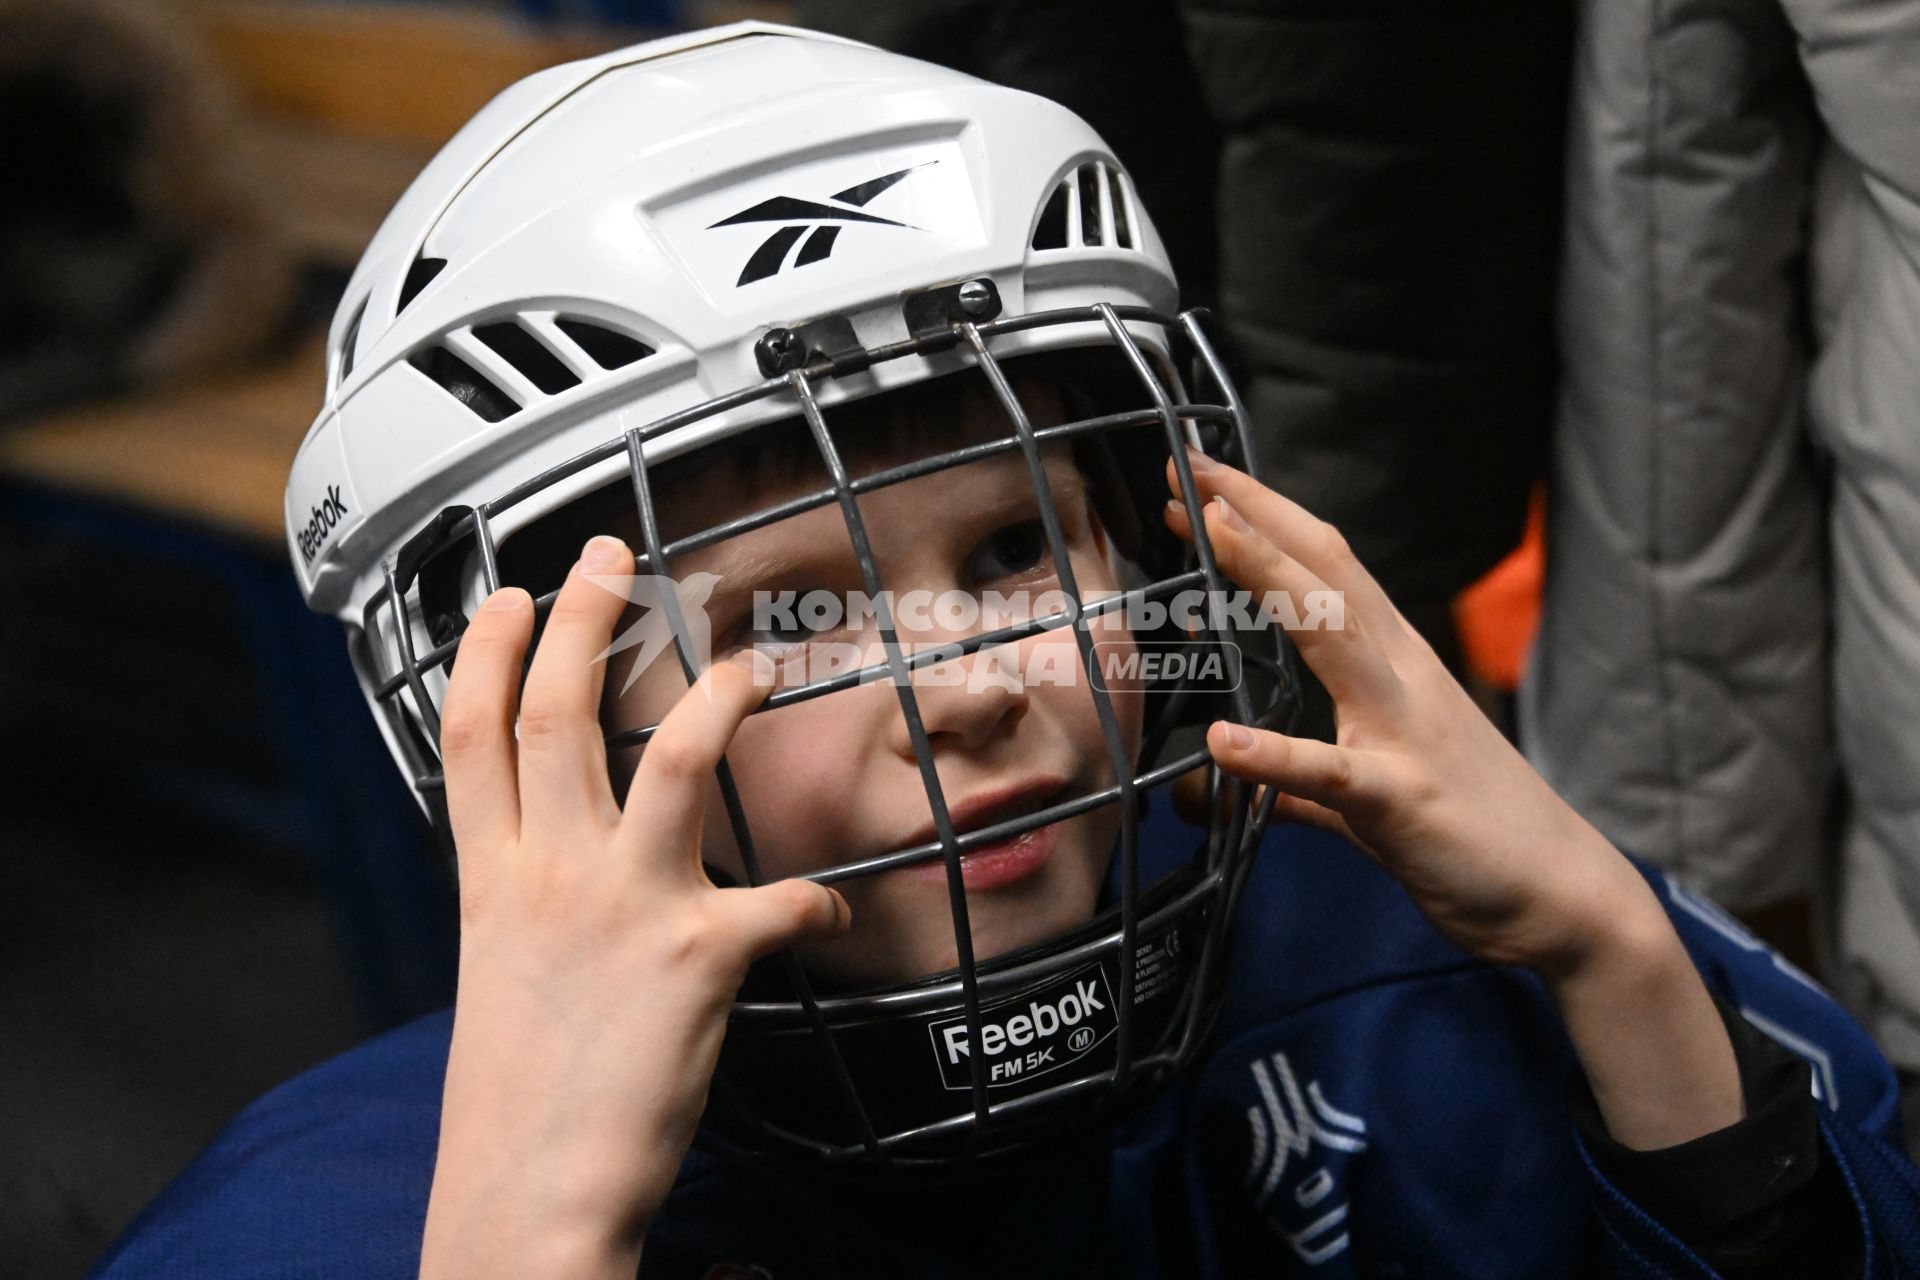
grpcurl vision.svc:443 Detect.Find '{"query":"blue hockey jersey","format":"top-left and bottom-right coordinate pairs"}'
top-left (90, 806), bottom-right (1920, 1278)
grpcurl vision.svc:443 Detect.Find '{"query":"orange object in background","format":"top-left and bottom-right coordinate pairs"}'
top-left (1454, 487), bottom-right (1544, 693)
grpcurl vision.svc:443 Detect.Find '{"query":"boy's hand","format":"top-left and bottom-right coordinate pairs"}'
top-left (1164, 453), bottom-right (1638, 972)
top-left (421, 535), bottom-right (849, 1279)
top-left (1166, 454), bottom-right (1742, 1149)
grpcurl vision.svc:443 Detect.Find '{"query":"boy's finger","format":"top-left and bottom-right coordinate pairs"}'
top-left (1265, 791), bottom-right (1362, 847)
top-left (1206, 721), bottom-right (1388, 818)
top-left (1167, 453), bottom-right (1415, 654)
top-left (1174, 495), bottom-right (1406, 714)
top-left (439, 587), bottom-right (534, 852)
top-left (622, 654), bottom-right (773, 866)
top-left (516, 536), bottom-right (634, 828)
top-left (723, 880), bottom-right (853, 962)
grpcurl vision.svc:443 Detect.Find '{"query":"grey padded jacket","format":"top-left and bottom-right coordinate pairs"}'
top-left (1522, 0), bottom-right (1920, 1075)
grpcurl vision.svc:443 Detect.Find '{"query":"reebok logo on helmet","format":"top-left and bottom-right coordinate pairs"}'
top-left (297, 484), bottom-right (351, 564)
top-left (928, 965), bottom-right (1116, 1090)
top-left (708, 161), bottom-right (934, 287)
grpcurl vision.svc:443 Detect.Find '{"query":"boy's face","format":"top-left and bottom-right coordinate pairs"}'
top-left (601, 386), bottom-right (1145, 988)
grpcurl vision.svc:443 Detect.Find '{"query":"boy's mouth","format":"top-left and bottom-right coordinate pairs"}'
top-left (898, 779), bottom-right (1069, 892)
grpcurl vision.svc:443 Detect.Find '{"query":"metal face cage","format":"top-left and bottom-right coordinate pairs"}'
top-left (352, 299), bottom-right (1298, 1172)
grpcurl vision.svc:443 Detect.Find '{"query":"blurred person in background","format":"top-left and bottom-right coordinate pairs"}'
top-left (1521, 0), bottom-right (1920, 1153)
top-left (0, 0), bottom-right (294, 426)
top-left (798, 0), bottom-right (1574, 675)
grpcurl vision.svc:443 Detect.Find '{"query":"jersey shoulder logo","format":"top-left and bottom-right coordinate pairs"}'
top-left (708, 162), bottom-right (934, 286)
top-left (1243, 1049), bottom-right (1369, 1267)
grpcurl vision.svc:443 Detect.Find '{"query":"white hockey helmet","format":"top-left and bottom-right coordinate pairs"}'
top-left (286, 22), bottom-right (1292, 1171)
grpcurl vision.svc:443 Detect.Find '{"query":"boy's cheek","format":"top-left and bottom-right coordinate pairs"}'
top-left (692, 723), bottom-right (870, 884)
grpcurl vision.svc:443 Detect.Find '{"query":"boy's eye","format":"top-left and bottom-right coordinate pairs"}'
top-left (743, 616), bottom-right (826, 654)
top-left (967, 520), bottom-right (1053, 583)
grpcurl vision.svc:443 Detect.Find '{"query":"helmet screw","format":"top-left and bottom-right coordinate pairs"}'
top-left (957, 279), bottom-right (994, 317)
top-left (755, 327), bottom-right (806, 377)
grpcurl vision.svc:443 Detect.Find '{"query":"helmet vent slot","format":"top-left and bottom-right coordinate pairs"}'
top-left (1107, 169), bottom-right (1133, 249)
top-left (1032, 181), bottom-right (1070, 251)
top-left (473, 321), bottom-right (582, 394)
top-left (336, 296), bottom-right (367, 387)
top-left (408, 345), bottom-right (518, 422)
top-left (555, 316), bottom-right (654, 370)
top-left (1032, 163), bottom-right (1137, 254)
top-left (397, 256), bottom-right (448, 312)
top-left (1077, 164), bottom-right (1103, 246)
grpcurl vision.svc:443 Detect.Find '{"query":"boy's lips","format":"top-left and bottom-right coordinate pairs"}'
top-left (896, 778), bottom-right (1069, 891)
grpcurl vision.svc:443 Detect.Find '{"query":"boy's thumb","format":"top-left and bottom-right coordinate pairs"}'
top-left (736, 880), bottom-right (852, 959)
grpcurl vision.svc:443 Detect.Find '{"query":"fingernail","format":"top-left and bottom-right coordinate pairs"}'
top-left (1211, 495), bottom-right (1251, 533)
top-left (581, 535), bottom-right (625, 570)
top-left (830, 889), bottom-right (853, 933)
top-left (1166, 498), bottom-right (1187, 519)
top-left (1215, 722), bottom-right (1253, 751)
top-left (1185, 445), bottom-right (1219, 473)
top-left (482, 587), bottom-right (528, 612)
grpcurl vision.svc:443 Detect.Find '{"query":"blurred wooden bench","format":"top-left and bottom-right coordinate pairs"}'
top-left (0, 2), bottom-right (621, 540)
top-left (0, 333), bottom-right (326, 544)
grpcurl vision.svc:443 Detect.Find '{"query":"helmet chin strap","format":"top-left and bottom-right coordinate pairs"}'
top-left (712, 858), bottom-right (1207, 1174)
top-left (424, 782), bottom-right (458, 873)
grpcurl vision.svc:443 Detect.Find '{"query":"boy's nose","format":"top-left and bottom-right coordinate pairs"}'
top-left (887, 643), bottom-right (1032, 757)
